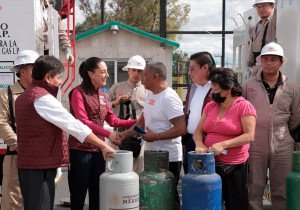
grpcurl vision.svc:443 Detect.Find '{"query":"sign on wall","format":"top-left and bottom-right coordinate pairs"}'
top-left (0, 61), bottom-right (15, 88)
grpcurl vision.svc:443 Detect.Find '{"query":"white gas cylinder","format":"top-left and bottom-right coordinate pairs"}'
top-left (100, 150), bottom-right (139, 210)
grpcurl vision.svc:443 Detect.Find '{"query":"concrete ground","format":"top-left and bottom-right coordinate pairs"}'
top-left (54, 167), bottom-right (272, 210)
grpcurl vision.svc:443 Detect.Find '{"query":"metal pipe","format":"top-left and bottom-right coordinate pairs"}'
top-left (160, 0), bottom-right (167, 38)
top-left (166, 31), bottom-right (233, 35)
top-left (101, 0), bottom-right (105, 25)
top-left (221, 0), bottom-right (226, 67)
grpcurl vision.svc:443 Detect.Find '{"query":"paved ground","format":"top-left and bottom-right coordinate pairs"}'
top-left (54, 167), bottom-right (272, 210)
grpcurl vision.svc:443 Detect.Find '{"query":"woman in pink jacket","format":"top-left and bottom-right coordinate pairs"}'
top-left (68, 57), bottom-right (136, 210)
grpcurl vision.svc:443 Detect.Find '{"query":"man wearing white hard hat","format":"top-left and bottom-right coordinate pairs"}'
top-left (243, 43), bottom-right (300, 210)
top-left (247, 0), bottom-right (277, 77)
top-left (109, 55), bottom-right (147, 117)
top-left (108, 55), bottom-right (147, 173)
top-left (0, 50), bottom-right (39, 210)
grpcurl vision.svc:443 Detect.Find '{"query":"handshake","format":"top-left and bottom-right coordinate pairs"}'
top-left (108, 131), bottom-right (128, 146)
top-left (109, 126), bottom-right (156, 146)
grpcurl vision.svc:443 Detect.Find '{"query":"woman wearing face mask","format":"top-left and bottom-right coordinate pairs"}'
top-left (193, 68), bottom-right (256, 210)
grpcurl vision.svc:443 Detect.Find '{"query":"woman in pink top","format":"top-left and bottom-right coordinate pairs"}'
top-left (194, 68), bottom-right (256, 210)
top-left (68, 57), bottom-right (136, 210)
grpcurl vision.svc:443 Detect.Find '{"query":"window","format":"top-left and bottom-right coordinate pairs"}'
top-left (117, 61), bottom-right (128, 82)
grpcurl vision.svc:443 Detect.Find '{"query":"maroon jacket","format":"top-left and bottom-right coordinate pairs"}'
top-left (15, 80), bottom-right (68, 169)
top-left (68, 85), bottom-right (106, 152)
top-left (68, 84), bottom-right (136, 152)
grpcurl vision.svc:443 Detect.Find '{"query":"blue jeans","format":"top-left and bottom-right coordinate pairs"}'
top-left (68, 149), bottom-right (105, 210)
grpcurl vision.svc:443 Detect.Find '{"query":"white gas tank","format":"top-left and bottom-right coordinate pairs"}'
top-left (100, 150), bottom-right (139, 210)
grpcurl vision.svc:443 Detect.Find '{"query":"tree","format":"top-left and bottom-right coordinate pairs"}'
top-left (173, 50), bottom-right (189, 77)
top-left (76, 0), bottom-right (103, 32)
top-left (76, 0), bottom-right (190, 39)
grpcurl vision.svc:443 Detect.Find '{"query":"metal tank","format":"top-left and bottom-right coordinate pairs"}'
top-left (139, 150), bottom-right (175, 210)
top-left (182, 151), bottom-right (222, 210)
top-left (100, 150), bottom-right (139, 210)
top-left (286, 151), bottom-right (300, 210)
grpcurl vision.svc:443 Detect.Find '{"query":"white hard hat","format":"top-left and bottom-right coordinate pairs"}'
top-left (256, 42), bottom-right (287, 64)
top-left (10, 50), bottom-right (39, 72)
top-left (122, 55), bottom-right (146, 71)
top-left (253, 0), bottom-right (275, 7)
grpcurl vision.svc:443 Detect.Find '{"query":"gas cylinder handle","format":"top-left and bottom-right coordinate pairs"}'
top-left (208, 147), bottom-right (228, 155)
top-left (192, 159), bottom-right (204, 172)
top-left (107, 158), bottom-right (118, 172)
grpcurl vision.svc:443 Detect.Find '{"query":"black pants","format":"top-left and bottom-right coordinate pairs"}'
top-left (0, 154), bottom-right (5, 186)
top-left (217, 161), bottom-right (248, 210)
top-left (18, 168), bottom-right (57, 210)
top-left (169, 161), bottom-right (182, 210)
top-left (182, 133), bottom-right (195, 174)
top-left (68, 149), bottom-right (105, 210)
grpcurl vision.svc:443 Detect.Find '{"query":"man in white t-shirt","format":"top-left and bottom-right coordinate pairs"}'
top-left (121, 62), bottom-right (186, 210)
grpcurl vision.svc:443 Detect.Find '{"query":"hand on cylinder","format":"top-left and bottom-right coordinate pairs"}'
top-left (195, 143), bottom-right (208, 154)
top-left (209, 142), bottom-right (226, 155)
top-left (101, 145), bottom-right (116, 161)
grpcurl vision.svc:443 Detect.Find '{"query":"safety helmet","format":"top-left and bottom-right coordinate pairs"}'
top-left (10, 50), bottom-right (39, 72)
top-left (256, 42), bottom-right (287, 64)
top-left (122, 55), bottom-right (146, 71)
top-left (253, 0), bottom-right (275, 7)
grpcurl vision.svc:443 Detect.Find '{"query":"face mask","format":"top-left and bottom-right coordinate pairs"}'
top-left (212, 92), bottom-right (226, 103)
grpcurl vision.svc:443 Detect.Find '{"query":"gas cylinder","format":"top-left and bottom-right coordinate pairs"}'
top-left (286, 151), bottom-right (300, 210)
top-left (100, 150), bottom-right (139, 210)
top-left (139, 150), bottom-right (175, 210)
top-left (182, 151), bottom-right (222, 210)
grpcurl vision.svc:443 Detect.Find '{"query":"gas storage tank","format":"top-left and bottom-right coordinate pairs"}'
top-left (139, 150), bottom-right (175, 210)
top-left (100, 150), bottom-right (139, 210)
top-left (182, 152), bottom-right (222, 210)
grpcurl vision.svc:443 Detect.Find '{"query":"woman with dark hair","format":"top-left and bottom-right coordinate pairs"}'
top-left (68, 57), bottom-right (136, 210)
top-left (193, 68), bottom-right (257, 210)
